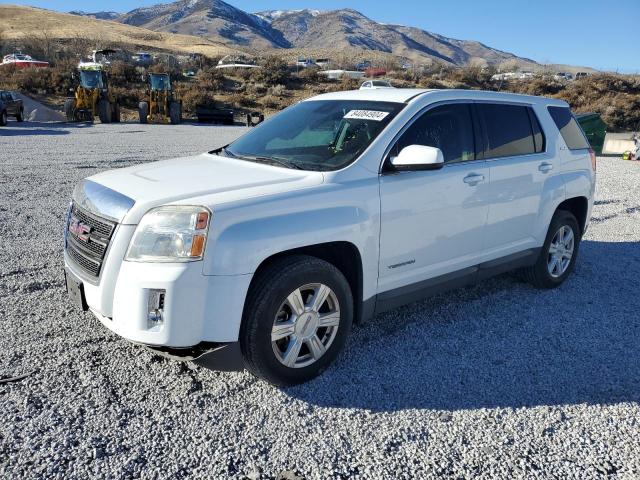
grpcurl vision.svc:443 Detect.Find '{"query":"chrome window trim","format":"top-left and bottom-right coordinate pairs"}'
top-left (379, 99), bottom-right (478, 173)
top-left (380, 98), bottom-right (551, 173)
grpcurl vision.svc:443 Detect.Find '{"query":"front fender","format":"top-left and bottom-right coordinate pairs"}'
top-left (205, 206), bottom-right (373, 275)
top-left (201, 180), bottom-right (381, 302)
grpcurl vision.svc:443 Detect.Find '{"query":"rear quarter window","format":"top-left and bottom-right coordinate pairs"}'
top-left (547, 106), bottom-right (590, 150)
top-left (477, 103), bottom-right (537, 158)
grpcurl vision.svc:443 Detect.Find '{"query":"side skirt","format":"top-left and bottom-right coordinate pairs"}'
top-left (366, 248), bottom-right (540, 319)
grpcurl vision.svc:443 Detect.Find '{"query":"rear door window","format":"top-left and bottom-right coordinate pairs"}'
top-left (392, 103), bottom-right (476, 163)
top-left (477, 103), bottom-right (537, 158)
top-left (547, 106), bottom-right (590, 150)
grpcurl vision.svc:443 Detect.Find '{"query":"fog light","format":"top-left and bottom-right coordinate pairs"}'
top-left (147, 289), bottom-right (166, 329)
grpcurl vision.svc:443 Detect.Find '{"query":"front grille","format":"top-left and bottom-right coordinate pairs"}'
top-left (65, 204), bottom-right (117, 279)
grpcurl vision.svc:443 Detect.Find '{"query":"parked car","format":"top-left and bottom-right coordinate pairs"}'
top-left (491, 72), bottom-right (518, 81)
top-left (64, 89), bottom-right (596, 386)
top-left (575, 72), bottom-right (590, 79)
top-left (134, 52), bottom-right (153, 66)
top-left (296, 57), bottom-right (316, 68)
top-left (554, 72), bottom-right (573, 81)
top-left (360, 80), bottom-right (394, 89)
top-left (576, 112), bottom-right (607, 155)
top-left (0, 90), bottom-right (24, 125)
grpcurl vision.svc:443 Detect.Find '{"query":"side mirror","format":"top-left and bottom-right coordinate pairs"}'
top-left (391, 145), bottom-right (444, 171)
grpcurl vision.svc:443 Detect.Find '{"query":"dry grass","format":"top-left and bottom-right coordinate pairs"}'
top-left (0, 5), bottom-right (236, 58)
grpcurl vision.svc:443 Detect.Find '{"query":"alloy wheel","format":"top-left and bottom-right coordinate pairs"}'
top-left (547, 225), bottom-right (575, 278)
top-left (271, 283), bottom-right (340, 368)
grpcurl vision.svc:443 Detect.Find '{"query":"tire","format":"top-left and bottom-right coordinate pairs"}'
top-left (240, 255), bottom-right (353, 386)
top-left (112, 103), bottom-right (121, 123)
top-left (16, 108), bottom-right (24, 122)
top-left (0, 110), bottom-right (7, 126)
top-left (64, 99), bottom-right (75, 122)
top-left (138, 101), bottom-right (149, 124)
top-left (169, 101), bottom-right (181, 125)
top-left (521, 210), bottom-right (581, 289)
top-left (98, 99), bottom-right (111, 124)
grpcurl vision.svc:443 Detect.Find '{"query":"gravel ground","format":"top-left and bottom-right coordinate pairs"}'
top-left (1, 121), bottom-right (639, 479)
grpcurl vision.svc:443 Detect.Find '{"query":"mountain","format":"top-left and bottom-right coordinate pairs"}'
top-left (0, 5), bottom-right (234, 58)
top-left (257, 8), bottom-right (533, 67)
top-left (119, 0), bottom-right (290, 49)
top-left (107, 0), bottom-right (535, 67)
top-left (69, 10), bottom-right (121, 21)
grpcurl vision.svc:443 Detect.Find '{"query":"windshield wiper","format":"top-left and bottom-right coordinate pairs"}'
top-left (219, 148), bottom-right (306, 170)
top-left (251, 156), bottom-right (305, 170)
top-left (220, 146), bottom-right (237, 158)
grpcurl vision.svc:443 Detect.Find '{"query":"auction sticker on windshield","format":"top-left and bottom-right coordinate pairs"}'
top-left (344, 110), bottom-right (390, 121)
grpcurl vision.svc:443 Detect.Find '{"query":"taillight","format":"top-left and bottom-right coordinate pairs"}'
top-left (589, 148), bottom-right (596, 172)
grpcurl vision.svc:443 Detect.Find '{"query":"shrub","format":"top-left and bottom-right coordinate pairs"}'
top-left (195, 67), bottom-right (225, 91)
top-left (109, 60), bottom-right (140, 84)
top-left (260, 94), bottom-right (280, 109)
top-left (267, 84), bottom-right (287, 97)
top-left (111, 86), bottom-right (144, 109)
top-left (180, 88), bottom-right (216, 112)
top-left (227, 92), bottom-right (256, 108)
top-left (296, 67), bottom-right (320, 83)
top-left (250, 56), bottom-right (291, 86)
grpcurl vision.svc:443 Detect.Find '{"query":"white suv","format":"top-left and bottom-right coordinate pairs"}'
top-left (64, 89), bottom-right (596, 385)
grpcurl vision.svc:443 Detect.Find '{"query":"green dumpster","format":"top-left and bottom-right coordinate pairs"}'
top-left (576, 113), bottom-right (607, 155)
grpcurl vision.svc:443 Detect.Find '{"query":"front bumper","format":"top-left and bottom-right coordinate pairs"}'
top-left (64, 254), bottom-right (253, 348)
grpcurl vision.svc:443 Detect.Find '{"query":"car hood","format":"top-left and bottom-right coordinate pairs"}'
top-left (79, 153), bottom-right (324, 224)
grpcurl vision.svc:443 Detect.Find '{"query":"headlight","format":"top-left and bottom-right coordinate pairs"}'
top-left (125, 206), bottom-right (210, 262)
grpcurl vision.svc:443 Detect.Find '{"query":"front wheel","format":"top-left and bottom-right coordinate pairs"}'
top-left (98, 99), bottom-right (111, 124)
top-left (169, 101), bottom-right (181, 125)
top-left (521, 210), bottom-right (581, 289)
top-left (0, 110), bottom-right (7, 126)
top-left (240, 255), bottom-right (353, 386)
top-left (138, 101), bottom-right (149, 124)
top-left (64, 99), bottom-right (75, 122)
top-left (16, 108), bottom-right (24, 122)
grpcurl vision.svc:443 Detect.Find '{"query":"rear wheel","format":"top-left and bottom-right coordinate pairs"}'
top-left (138, 101), bottom-right (149, 124)
top-left (98, 99), bottom-right (111, 124)
top-left (0, 110), bottom-right (7, 126)
top-left (16, 108), bottom-right (24, 122)
top-left (64, 99), bottom-right (76, 122)
top-left (521, 210), bottom-right (581, 289)
top-left (112, 103), bottom-right (121, 123)
top-left (240, 255), bottom-right (353, 386)
top-left (169, 101), bottom-right (181, 125)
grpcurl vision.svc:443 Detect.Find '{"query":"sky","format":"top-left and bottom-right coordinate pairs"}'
top-left (14, 0), bottom-right (640, 72)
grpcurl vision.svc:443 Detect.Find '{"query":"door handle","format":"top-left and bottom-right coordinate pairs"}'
top-left (463, 173), bottom-right (485, 185)
top-left (538, 162), bottom-right (554, 173)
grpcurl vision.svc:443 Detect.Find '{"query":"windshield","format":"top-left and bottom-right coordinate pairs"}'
top-left (150, 74), bottom-right (170, 91)
top-left (80, 70), bottom-right (103, 89)
top-left (225, 100), bottom-right (404, 171)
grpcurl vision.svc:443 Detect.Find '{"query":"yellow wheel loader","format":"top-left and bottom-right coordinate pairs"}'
top-left (138, 73), bottom-right (182, 124)
top-left (64, 61), bottom-right (120, 123)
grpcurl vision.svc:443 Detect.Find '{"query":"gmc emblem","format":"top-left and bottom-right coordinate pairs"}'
top-left (69, 216), bottom-right (91, 242)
